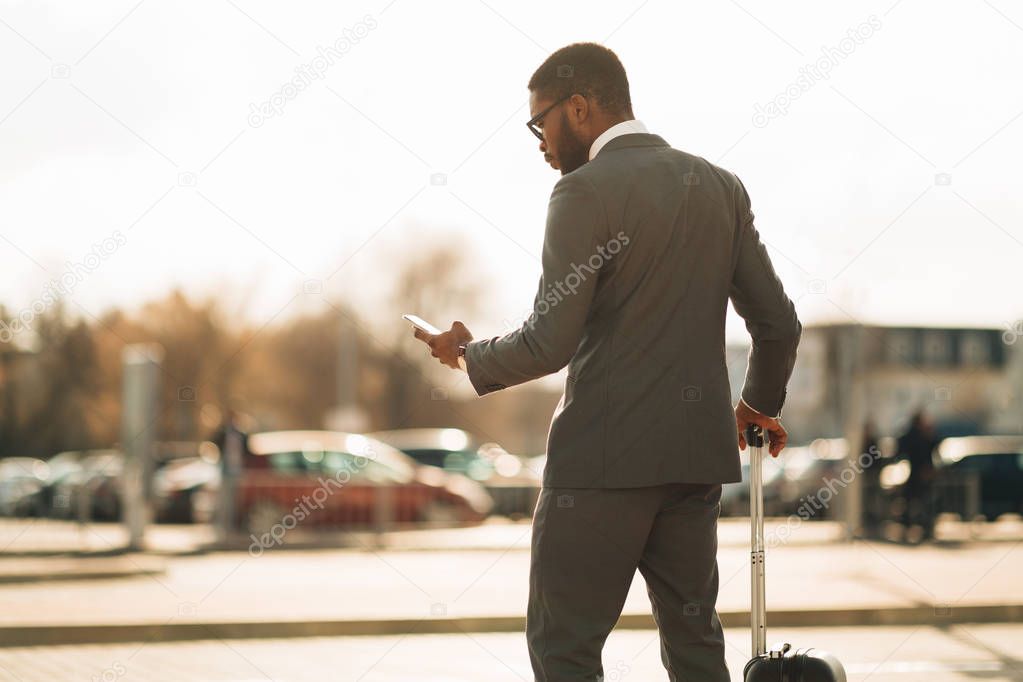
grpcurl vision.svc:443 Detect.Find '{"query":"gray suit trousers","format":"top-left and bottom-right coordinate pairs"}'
top-left (527, 483), bottom-right (730, 681)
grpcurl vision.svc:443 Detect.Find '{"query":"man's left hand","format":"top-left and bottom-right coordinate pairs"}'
top-left (413, 320), bottom-right (473, 370)
top-left (735, 399), bottom-right (787, 457)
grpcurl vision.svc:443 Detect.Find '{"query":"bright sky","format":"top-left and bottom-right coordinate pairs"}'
top-left (2, 0), bottom-right (1022, 347)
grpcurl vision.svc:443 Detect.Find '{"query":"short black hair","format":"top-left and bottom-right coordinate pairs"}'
top-left (528, 42), bottom-right (632, 117)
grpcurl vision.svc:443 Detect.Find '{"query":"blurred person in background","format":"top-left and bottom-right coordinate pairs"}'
top-left (859, 419), bottom-right (884, 537)
top-left (211, 408), bottom-right (250, 540)
top-left (896, 410), bottom-right (939, 541)
top-left (414, 42), bottom-right (800, 682)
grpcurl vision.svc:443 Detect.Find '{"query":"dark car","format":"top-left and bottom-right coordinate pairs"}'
top-left (368, 428), bottom-right (495, 479)
top-left (49, 450), bottom-right (124, 520)
top-left (937, 435), bottom-right (1023, 521)
top-left (369, 428), bottom-right (540, 518)
top-left (152, 444), bottom-right (220, 523)
top-left (193, 430), bottom-right (494, 535)
top-left (28, 450), bottom-right (88, 517)
top-left (43, 442), bottom-right (211, 522)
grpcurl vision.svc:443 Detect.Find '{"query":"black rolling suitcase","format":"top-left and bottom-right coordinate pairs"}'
top-left (742, 424), bottom-right (847, 682)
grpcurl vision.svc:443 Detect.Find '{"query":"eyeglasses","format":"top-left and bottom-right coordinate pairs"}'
top-left (526, 94), bottom-right (573, 141)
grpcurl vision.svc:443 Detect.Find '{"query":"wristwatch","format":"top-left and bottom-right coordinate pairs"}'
top-left (457, 343), bottom-right (467, 371)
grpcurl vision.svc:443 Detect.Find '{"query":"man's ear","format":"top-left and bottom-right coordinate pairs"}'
top-left (568, 93), bottom-right (589, 124)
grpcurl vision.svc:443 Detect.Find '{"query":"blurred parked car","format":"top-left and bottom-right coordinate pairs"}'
top-left (369, 428), bottom-right (540, 518)
top-left (193, 430), bottom-right (494, 535)
top-left (23, 450), bottom-right (86, 518)
top-left (937, 435), bottom-right (1023, 521)
top-left (368, 428), bottom-right (494, 479)
top-left (0, 458), bottom-right (49, 516)
top-left (771, 439), bottom-right (851, 518)
top-left (529, 447), bottom-right (783, 518)
top-left (720, 449), bottom-right (786, 517)
top-left (42, 442), bottom-right (211, 521)
top-left (153, 442), bottom-right (220, 523)
top-left (157, 441), bottom-right (213, 463)
top-left (50, 450), bottom-right (124, 520)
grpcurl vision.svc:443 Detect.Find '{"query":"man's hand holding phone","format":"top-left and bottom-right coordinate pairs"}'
top-left (405, 314), bottom-right (473, 371)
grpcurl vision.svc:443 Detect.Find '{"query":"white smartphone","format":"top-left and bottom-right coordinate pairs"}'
top-left (402, 313), bottom-right (442, 335)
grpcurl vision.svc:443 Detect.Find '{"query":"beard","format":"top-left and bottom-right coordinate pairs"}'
top-left (555, 111), bottom-right (589, 175)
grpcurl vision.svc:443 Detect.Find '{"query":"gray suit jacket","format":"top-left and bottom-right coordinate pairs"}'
top-left (464, 132), bottom-right (801, 488)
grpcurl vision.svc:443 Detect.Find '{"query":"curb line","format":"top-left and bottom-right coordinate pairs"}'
top-left (3, 603), bottom-right (1021, 647)
top-left (0, 568), bottom-right (164, 585)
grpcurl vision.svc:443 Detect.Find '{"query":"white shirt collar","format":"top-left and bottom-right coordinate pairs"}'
top-left (588, 119), bottom-right (649, 160)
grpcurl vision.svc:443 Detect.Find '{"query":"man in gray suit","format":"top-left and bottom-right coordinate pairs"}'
top-left (415, 42), bottom-right (800, 682)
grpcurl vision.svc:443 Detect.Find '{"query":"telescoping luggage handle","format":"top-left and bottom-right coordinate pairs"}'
top-left (742, 425), bottom-right (849, 679)
top-left (745, 424), bottom-right (767, 658)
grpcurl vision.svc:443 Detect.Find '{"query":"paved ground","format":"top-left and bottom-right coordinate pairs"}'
top-left (1, 521), bottom-right (1020, 629)
top-left (1, 531), bottom-right (1023, 625)
top-left (3, 515), bottom-right (1021, 556)
top-left (6, 540), bottom-right (1022, 623)
top-left (1, 624), bottom-right (1021, 681)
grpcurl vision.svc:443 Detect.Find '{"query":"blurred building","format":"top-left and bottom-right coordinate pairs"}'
top-left (989, 323), bottom-right (1023, 434)
top-left (728, 324), bottom-right (1016, 443)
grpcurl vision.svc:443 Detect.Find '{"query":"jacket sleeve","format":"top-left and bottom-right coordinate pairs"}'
top-left (729, 176), bottom-right (802, 417)
top-left (464, 173), bottom-right (605, 396)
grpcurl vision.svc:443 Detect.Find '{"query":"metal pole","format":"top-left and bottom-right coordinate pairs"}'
top-left (121, 344), bottom-right (163, 551)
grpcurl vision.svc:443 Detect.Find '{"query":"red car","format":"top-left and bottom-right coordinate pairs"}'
top-left (196, 430), bottom-right (494, 535)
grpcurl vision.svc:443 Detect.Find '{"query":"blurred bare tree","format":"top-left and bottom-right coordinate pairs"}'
top-left (0, 239), bottom-right (526, 458)
top-left (134, 290), bottom-right (234, 441)
top-left (383, 241), bottom-right (481, 428)
top-left (234, 310), bottom-right (341, 430)
top-left (0, 302), bottom-right (101, 456)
